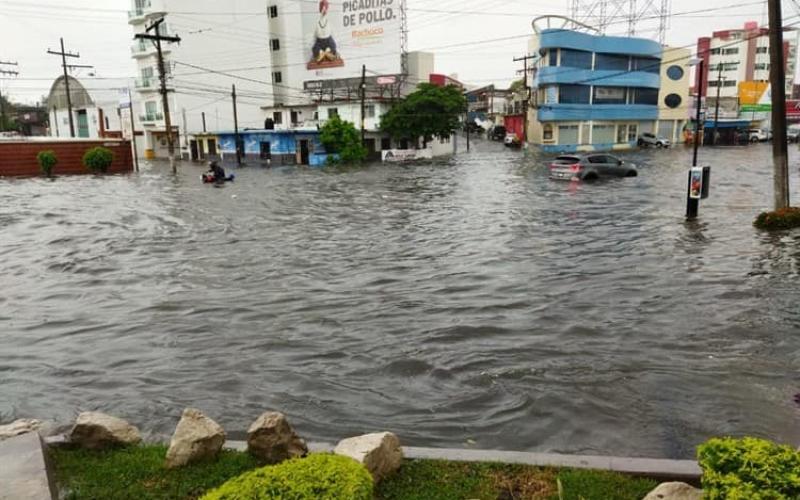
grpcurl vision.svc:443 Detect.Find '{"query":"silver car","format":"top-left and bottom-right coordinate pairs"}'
top-left (637, 132), bottom-right (671, 148)
top-left (548, 154), bottom-right (638, 181)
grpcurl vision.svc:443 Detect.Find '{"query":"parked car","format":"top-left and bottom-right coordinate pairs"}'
top-left (748, 129), bottom-right (771, 142)
top-left (637, 132), bottom-right (671, 148)
top-left (787, 125), bottom-right (800, 143)
top-left (489, 126), bottom-right (507, 141)
top-left (548, 154), bottom-right (638, 181)
top-left (504, 133), bottom-right (521, 147)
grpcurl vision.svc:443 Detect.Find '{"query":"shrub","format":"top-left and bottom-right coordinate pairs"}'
top-left (83, 146), bottom-right (114, 173)
top-left (754, 207), bottom-right (800, 230)
top-left (698, 437), bottom-right (800, 499)
top-left (201, 453), bottom-right (373, 500)
top-left (37, 150), bottom-right (58, 177)
top-left (320, 115), bottom-right (367, 164)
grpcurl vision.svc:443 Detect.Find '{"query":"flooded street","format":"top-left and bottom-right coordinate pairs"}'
top-left (1, 140), bottom-right (800, 459)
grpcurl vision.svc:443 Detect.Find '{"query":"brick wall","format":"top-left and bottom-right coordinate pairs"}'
top-left (0, 140), bottom-right (134, 177)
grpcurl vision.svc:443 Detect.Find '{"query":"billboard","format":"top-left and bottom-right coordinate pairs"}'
top-left (739, 81), bottom-right (771, 112)
top-left (302, 0), bottom-right (402, 82)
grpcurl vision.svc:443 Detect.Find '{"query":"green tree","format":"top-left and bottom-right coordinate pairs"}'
top-left (380, 83), bottom-right (467, 148)
top-left (320, 114), bottom-right (367, 164)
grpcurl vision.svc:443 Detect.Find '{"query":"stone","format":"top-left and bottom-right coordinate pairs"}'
top-left (0, 431), bottom-right (57, 500)
top-left (333, 432), bottom-right (403, 482)
top-left (165, 408), bottom-right (226, 468)
top-left (0, 419), bottom-right (42, 442)
top-left (246, 412), bottom-right (308, 464)
top-left (69, 412), bottom-right (141, 450)
top-left (643, 482), bottom-right (703, 500)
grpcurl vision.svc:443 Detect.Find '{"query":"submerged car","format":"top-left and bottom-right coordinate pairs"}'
top-left (548, 154), bottom-right (638, 181)
top-left (489, 126), bottom-right (507, 141)
top-left (637, 132), bottom-right (671, 148)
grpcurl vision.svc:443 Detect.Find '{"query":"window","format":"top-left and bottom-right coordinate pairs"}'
top-left (708, 80), bottom-right (719, 87)
top-left (141, 67), bottom-right (154, 78)
top-left (559, 49), bottom-right (592, 69)
top-left (145, 101), bottom-right (158, 114)
top-left (381, 137), bottom-right (391, 150)
top-left (559, 84), bottom-right (590, 104)
top-left (666, 65), bottom-right (684, 81)
top-left (272, 71), bottom-right (282, 83)
top-left (268, 5), bottom-right (278, 17)
top-left (617, 125), bottom-right (628, 143)
top-left (365, 105), bottom-right (375, 118)
top-left (710, 48), bottom-right (721, 55)
top-left (755, 63), bottom-right (770, 70)
top-left (104, 116), bottom-right (110, 129)
top-left (593, 87), bottom-right (626, 104)
top-left (592, 124), bottom-right (615, 144)
top-left (627, 124), bottom-right (638, 142)
top-left (595, 53), bottom-right (629, 71)
top-left (273, 111), bottom-right (282, 124)
top-left (632, 57), bottom-right (661, 74)
top-left (723, 80), bottom-right (737, 87)
top-left (632, 87), bottom-right (658, 105)
top-left (290, 110), bottom-right (299, 124)
top-left (270, 39), bottom-right (280, 51)
top-left (756, 46), bottom-right (768, 53)
top-left (548, 49), bottom-right (558, 66)
top-left (543, 123), bottom-right (554, 141)
top-left (558, 124), bottom-right (579, 145)
top-left (327, 108), bottom-right (338, 119)
top-left (664, 93), bottom-right (682, 109)
top-left (722, 48), bottom-right (739, 55)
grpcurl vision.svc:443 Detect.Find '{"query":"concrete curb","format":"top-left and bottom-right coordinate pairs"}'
top-left (223, 440), bottom-right (701, 482)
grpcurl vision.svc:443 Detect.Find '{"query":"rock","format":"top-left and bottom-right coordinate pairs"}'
top-left (165, 408), bottom-right (225, 468)
top-left (69, 412), bottom-right (141, 450)
top-left (643, 482), bottom-right (703, 500)
top-left (0, 419), bottom-right (42, 442)
top-left (246, 412), bottom-right (308, 464)
top-left (333, 432), bottom-right (402, 482)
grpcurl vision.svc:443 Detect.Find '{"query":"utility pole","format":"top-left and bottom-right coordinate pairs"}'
top-left (47, 40), bottom-right (91, 138)
top-left (201, 111), bottom-right (207, 133)
top-left (513, 54), bottom-right (536, 147)
top-left (0, 61), bottom-right (19, 133)
top-left (465, 100), bottom-right (470, 152)
top-left (53, 106), bottom-right (60, 137)
top-left (126, 87), bottom-right (139, 172)
top-left (768, 0), bottom-right (790, 209)
top-left (360, 64), bottom-right (367, 145)
top-left (181, 107), bottom-right (188, 159)
top-left (135, 19), bottom-right (181, 173)
top-left (232, 84), bottom-right (241, 166)
top-left (712, 61), bottom-right (737, 146)
top-left (693, 60), bottom-right (704, 168)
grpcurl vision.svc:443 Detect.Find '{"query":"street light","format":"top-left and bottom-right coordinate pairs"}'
top-left (688, 58), bottom-right (704, 167)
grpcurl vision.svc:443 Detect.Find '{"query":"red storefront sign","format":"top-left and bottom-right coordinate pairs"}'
top-left (788, 100), bottom-right (800, 119)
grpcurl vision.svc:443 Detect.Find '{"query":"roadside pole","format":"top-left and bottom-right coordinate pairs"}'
top-left (47, 40), bottom-right (91, 138)
top-left (127, 87), bottom-right (139, 172)
top-left (712, 64), bottom-right (723, 146)
top-left (768, 0), bottom-right (790, 209)
top-left (232, 84), bottom-right (241, 166)
top-left (513, 54), bottom-right (536, 147)
top-left (360, 65), bottom-right (366, 145)
top-left (688, 60), bottom-right (705, 219)
top-left (465, 101), bottom-right (470, 152)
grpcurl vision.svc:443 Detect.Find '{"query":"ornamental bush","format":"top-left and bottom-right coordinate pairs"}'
top-left (201, 453), bottom-right (373, 500)
top-left (37, 150), bottom-right (57, 177)
top-left (320, 115), bottom-right (367, 164)
top-left (83, 146), bottom-right (114, 173)
top-left (754, 207), bottom-right (800, 230)
top-left (698, 437), bottom-right (800, 499)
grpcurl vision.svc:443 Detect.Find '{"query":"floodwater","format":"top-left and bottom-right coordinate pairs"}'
top-left (1, 140), bottom-right (800, 459)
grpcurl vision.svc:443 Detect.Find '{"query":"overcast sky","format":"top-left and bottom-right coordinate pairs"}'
top-left (0, 0), bottom-right (789, 104)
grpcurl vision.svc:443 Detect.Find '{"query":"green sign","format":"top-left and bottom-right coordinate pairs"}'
top-left (740, 104), bottom-right (771, 112)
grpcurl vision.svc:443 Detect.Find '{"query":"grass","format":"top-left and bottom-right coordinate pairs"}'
top-left (50, 445), bottom-right (260, 500)
top-left (50, 446), bottom-right (658, 500)
top-left (375, 459), bottom-right (658, 500)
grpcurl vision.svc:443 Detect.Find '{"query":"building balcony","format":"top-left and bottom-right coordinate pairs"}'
top-left (135, 78), bottom-right (157, 90)
top-left (139, 112), bottom-right (164, 124)
top-left (538, 103), bottom-right (658, 122)
top-left (536, 66), bottom-right (661, 89)
top-left (131, 42), bottom-right (170, 58)
top-left (128, 0), bottom-right (167, 25)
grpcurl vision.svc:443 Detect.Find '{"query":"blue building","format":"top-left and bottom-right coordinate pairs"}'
top-left (216, 129), bottom-right (329, 167)
top-left (529, 29), bottom-right (666, 153)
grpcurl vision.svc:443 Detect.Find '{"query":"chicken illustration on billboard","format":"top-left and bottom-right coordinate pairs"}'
top-left (308, 0), bottom-right (344, 70)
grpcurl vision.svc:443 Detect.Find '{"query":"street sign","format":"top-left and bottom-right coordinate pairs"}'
top-left (377, 76), bottom-right (397, 85)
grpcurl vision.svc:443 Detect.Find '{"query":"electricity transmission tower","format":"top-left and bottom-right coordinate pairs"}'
top-left (569, 0), bottom-right (671, 43)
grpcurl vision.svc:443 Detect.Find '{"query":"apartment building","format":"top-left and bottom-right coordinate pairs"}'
top-left (695, 22), bottom-right (799, 99)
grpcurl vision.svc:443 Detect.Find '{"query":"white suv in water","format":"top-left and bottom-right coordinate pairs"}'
top-left (637, 132), bottom-right (671, 148)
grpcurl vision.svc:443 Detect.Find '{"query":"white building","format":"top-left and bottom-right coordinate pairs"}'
top-left (697, 22), bottom-right (800, 99)
top-left (47, 76), bottom-right (132, 139)
top-left (128, 0), bottom-right (270, 159)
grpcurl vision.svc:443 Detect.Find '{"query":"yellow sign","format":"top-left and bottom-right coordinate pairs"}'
top-left (739, 81), bottom-right (771, 111)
